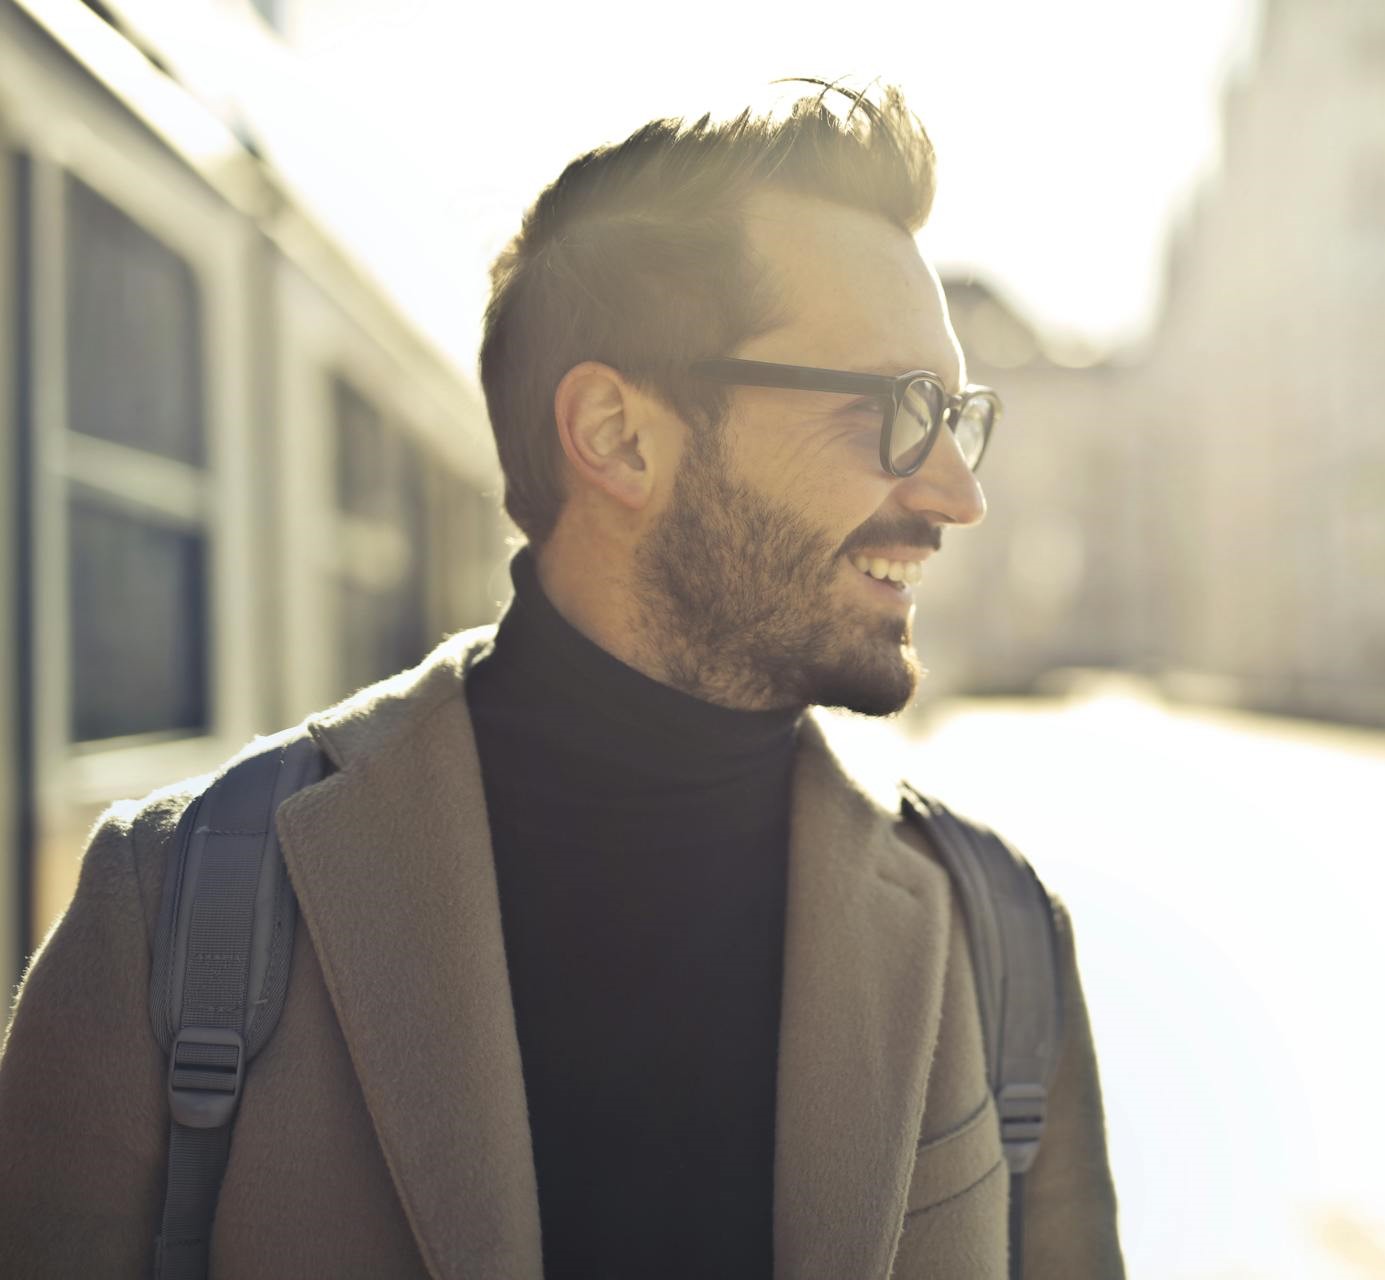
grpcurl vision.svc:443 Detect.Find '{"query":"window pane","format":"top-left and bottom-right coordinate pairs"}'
top-left (337, 577), bottom-right (426, 694)
top-left (335, 437), bottom-right (427, 690)
top-left (68, 495), bottom-right (209, 742)
top-left (331, 376), bottom-right (430, 689)
top-left (333, 378), bottom-right (389, 519)
top-left (65, 176), bottom-right (206, 466)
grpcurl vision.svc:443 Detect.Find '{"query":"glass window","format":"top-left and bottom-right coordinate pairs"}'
top-left (67, 493), bottom-right (209, 742)
top-left (60, 176), bottom-right (213, 744)
top-left (437, 476), bottom-right (498, 631)
top-left (65, 175), bottom-right (206, 466)
top-left (333, 377), bottom-right (389, 519)
top-left (338, 577), bottom-right (426, 695)
top-left (331, 375), bottom-right (430, 690)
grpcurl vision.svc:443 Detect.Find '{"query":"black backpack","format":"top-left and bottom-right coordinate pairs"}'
top-left (148, 733), bottom-right (1061, 1280)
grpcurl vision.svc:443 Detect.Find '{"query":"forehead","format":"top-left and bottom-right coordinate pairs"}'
top-left (739, 188), bottom-right (959, 381)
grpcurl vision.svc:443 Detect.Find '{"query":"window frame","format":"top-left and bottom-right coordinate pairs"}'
top-left (17, 95), bottom-right (259, 813)
top-left (274, 262), bottom-right (500, 719)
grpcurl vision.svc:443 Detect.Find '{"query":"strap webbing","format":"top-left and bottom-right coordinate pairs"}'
top-left (155, 1126), bottom-right (232, 1279)
top-left (149, 735), bottom-right (324, 1279)
top-left (1009, 1172), bottom-right (1025, 1280)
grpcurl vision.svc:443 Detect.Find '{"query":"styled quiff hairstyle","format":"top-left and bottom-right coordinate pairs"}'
top-left (478, 80), bottom-right (937, 546)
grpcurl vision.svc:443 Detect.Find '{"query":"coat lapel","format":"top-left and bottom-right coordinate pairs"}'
top-left (773, 716), bottom-right (953, 1280)
top-left (269, 628), bottom-right (951, 1280)
top-left (274, 628), bottom-right (544, 1280)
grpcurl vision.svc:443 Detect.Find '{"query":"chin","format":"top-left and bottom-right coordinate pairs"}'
top-left (806, 642), bottom-right (921, 718)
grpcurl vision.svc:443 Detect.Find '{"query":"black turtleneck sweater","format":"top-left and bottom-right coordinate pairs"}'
top-left (464, 550), bottom-right (799, 1280)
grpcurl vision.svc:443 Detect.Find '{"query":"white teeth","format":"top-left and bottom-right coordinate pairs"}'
top-left (849, 555), bottom-right (923, 584)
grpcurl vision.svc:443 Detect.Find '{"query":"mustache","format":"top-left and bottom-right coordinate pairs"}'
top-left (842, 521), bottom-right (943, 556)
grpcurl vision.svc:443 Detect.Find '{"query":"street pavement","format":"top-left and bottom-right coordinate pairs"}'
top-left (819, 676), bottom-right (1385, 1280)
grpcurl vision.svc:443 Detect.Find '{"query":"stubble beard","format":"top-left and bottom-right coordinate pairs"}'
top-left (631, 426), bottom-right (921, 716)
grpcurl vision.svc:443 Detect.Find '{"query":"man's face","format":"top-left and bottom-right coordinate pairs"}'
top-left (633, 188), bottom-right (986, 715)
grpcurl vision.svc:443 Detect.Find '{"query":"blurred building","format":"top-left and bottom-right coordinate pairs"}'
top-left (6, 0), bottom-right (1383, 1010)
top-left (1146, 0), bottom-right (1385, 724)
top-left (1, 0), bottom-right (509, 1002)
top-left (918, 280), bottom-right (1151, 703)
top-left (929, 0), bottom-right (1385, 728)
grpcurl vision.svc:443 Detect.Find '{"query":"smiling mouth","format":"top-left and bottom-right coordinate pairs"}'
top-left (848, 553), bottom-right (924, 588)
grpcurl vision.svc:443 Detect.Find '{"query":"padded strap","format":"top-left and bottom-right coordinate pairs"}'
top-left (149, 734), bottom-right (325, 1278)
top-left (899, 784), bottom-right (1064, 1279)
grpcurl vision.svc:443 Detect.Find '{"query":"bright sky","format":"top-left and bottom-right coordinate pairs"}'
top-left (279, 0), bottom-right (1262, 375)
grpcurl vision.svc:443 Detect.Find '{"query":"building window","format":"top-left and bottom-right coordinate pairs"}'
top-left (331, 376), bottom-right (428, 691)
top-left (67, 493), bottom-right (209, 742)
top-left (62, 175), bottom-right (212, 743)
top-left (65, 175), bottom-right (206, 465)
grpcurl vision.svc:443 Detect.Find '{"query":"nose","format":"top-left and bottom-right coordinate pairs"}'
top-left (893, 424), bottom-right (987, 528)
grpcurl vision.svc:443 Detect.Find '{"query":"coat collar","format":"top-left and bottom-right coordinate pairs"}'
top-left (274, 627), bottom-right (951, 1280)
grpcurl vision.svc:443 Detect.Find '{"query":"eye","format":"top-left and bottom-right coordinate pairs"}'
top-left (836, 398), bottom-right (885, 453)
top-left (839, 395), bottom-right (887, 423)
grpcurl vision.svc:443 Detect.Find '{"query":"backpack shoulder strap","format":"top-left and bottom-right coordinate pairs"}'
top-left (899, 783), bottom-right (1064, 1279)
top-left (147, 732), bottom-right (326, 1280)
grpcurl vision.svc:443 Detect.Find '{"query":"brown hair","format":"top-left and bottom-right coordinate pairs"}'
top-left (478, 80), bottom-right (937, 546)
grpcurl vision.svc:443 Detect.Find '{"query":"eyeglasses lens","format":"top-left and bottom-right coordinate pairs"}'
top-left (955, 394), bottom-right (995, 470)
top-left (890, 379), bottom-right (942, 474)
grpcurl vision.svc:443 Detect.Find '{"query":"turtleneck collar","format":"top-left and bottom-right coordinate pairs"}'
top-left (465, 549), bottom-right (794, 1275)
top-left (473, 547), bottom-right (801, 773)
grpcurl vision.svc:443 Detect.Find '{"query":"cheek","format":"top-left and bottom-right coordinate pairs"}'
top-left (792, 475), bottom-right (897, 569)
top-left (724, 414), bottom-right (892, 542)
top-left (786, 441), bottom-right (891, 522)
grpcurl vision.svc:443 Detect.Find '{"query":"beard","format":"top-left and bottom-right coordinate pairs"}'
top-left (631, 424), bottom-right (923, 716)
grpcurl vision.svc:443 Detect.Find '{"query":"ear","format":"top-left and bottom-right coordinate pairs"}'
top-left (553, 362), bottom-right (655, 512)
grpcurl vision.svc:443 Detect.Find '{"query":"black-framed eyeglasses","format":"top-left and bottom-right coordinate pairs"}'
top-left (690, 357), bottom-right (1000, 477)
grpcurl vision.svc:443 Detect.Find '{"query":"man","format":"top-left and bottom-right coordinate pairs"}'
top-left (0, 83), bottom-right (1123, 1277)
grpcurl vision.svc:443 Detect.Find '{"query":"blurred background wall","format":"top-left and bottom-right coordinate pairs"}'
top-left (927, 0), bottom-right (1385, 726)
top-left (1, 0), bottom-right (1382, 1274)
top-left (0, 0), bottom-right (511, 985)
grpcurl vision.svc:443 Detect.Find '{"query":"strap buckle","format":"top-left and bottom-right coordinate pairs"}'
top-left (168, 1027), bottom-right (244, 1129)
top-left (997, 1082), bottom-right (1047, 1175)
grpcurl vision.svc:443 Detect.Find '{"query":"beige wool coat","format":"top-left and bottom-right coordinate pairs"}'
top-left (0, 627), bottom-right (1123, 1279)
